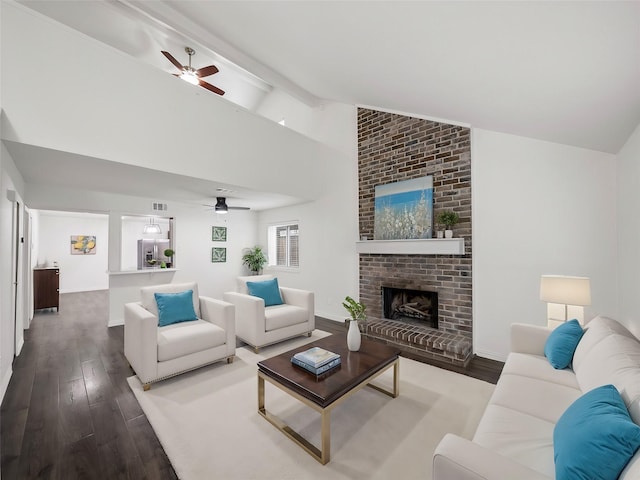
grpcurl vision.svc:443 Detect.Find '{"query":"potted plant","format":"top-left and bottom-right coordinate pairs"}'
top-left (342, 295), bottom-right (368, 352)
top-left (242, 246), bottom-right (267, 275)
top-left (163, 248), bottom-right (175, 268)
top-left (436, 210), bottom-right (460, 238)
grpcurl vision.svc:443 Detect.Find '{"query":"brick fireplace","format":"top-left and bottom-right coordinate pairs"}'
top-left (358, 108), bottom-right (472, 366)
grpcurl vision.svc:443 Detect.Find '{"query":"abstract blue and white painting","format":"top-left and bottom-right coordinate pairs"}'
top-left (374, 176), bottom-right (433, 240)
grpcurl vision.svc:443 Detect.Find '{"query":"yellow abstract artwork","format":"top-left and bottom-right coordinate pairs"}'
top-left (71, 235), bottom-right (96, 255)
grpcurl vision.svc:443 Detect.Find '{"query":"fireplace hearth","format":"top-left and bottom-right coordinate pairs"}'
top-left (382, 286), bottom-right (438, 329)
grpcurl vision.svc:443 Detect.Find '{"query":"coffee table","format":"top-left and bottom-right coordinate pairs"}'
top-left (257, 334), bottom-right (400, 464)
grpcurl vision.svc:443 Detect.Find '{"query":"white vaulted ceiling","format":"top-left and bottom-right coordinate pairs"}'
top-left (18, 0), bottom-right (640, 154)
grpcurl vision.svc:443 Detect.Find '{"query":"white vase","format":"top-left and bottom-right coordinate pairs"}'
top-left (347, 320), bottom-right (361, 351)
top-left (436, 230), bottom-right (444, 239)
top-left (445, 229), bottom-right (454, 238)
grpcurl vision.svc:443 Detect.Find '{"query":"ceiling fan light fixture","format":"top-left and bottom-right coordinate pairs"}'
top-left (214, 197), bottom-right (228, 214)
top-left (180, 69), bottom-right (199, 85)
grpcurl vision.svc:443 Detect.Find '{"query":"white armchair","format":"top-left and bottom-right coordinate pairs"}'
top-left (124, 282), bottom-right (235, 390)
top-left (223, 275), bottom-right (315, 353)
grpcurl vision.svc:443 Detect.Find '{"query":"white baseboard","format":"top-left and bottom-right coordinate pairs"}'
top-left (315, 311), bottom-right (344, 323)
top-left (108, 318), bottom-right (124, 327)
top-left (474, 349), bottom-right (507, 363)
top-left (0, 365), bottom-right (13, 405)
top-left (59, 287), bottom-right (109, 294)
top-left (15, 337), bottom-right (24, 357)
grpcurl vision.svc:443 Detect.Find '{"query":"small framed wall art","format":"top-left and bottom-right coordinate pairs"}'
top-left (70, 235), bottom-right (97, 255)
top-left (211, 247), bottom-right (227, 263)
top-left (212, 226), bottom-right (227, 242)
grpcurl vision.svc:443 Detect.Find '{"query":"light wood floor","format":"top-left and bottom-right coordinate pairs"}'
top-left (1, 290), bottom-right (503, 479)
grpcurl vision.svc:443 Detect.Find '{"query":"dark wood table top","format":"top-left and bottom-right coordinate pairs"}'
top-left (258, 334), bottom-right (400, 408)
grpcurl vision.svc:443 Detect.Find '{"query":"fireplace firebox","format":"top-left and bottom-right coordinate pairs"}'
top-left (382, 286), bottom-right (438, 329)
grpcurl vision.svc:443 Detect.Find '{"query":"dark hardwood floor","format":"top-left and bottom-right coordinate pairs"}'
top-left (1, 291), bottom-right (177, 480)
top-left (1, 291), bottom-right (503, 479)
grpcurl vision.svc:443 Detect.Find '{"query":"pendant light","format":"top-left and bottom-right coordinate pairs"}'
top-left (143, 217), bottom-right (162, 234)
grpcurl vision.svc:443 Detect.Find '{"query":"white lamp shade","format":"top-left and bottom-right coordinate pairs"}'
top-left (540, 275), bottom-right (591, 306)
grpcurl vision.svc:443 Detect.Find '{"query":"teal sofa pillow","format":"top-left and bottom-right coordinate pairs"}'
top-left (554, 384), bottom-right (640, 480)
top-left (246, 278), bottom-right (283, 307)
top-left (544, 319), bottom-right (584, 369)
top-left (154, 290), bottom-right (198, 327)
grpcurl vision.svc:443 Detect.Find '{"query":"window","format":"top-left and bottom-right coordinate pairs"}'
top-left (267, 223), bottom-right (299, 268)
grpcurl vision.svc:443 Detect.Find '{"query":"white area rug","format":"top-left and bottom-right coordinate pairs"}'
top-left (128, 331), bottom-right (495, 480)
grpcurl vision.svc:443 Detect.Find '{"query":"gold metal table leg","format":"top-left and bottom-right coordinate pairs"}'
top-left (257, 357), bottom-right (399, 465)
top-left (321, 408), bottom-right (330, 464)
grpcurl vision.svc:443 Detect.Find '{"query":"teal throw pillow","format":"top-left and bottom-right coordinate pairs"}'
top-left (544, 319), bottom-right (584, 369)
top-left (154, 290), bottom-right (198, 327)
top-left (246, 278), bottom-right (283, 307)
top-left (554, 384), bottom-right (640, 480)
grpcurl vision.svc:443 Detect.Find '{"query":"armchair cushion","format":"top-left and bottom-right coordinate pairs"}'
top-left (155, 290), bottom-right (198, 327)
top-left (141, 281), bottom-right (201, 318)
top-left (247, 278), bottom-right (283, 306)
top-left (265, 304), bottom-right (308, 331)
top-left (157, 319), bottom-right (227, 362)
top-left (237, 274), bottom-right (274, 294)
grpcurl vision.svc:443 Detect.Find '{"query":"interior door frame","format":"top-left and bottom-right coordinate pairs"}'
top-left (10, 192), bottom-right (26, 357)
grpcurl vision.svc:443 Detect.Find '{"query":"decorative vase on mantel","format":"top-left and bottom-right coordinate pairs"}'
top-left (347, 320), bottom-right (361, 351)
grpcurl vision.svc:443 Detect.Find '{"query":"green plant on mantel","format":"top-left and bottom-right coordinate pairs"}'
top-left (436, 210), bottom-right (460, 229)
top-left (242, 246), bottom-right (267, 275)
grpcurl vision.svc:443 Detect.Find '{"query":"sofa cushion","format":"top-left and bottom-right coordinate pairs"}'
top-left (473, 404), bottom-right (556, 478)
top-left (155, 290), bottom-right (198, 327)
top-left (141, 281), bottom-right (201, 318)
top-left (490, 373), bottom-right (582, 424)
top-left (554, 384), bottom-right (640, 480)
top-left (502, 352), bottom-right (580, 389)
top-left (157, 319), bottom-right (227, 362)
top-left (236, 274), bottom-right (274, 295)
top-left (247, 278), bottom-right (283, 306)
top-left (574, 332), bottom-right (640, 425)
top-left (265, 304), bottom-right (308, 331)
top-left (573, 315), bottom-right (635, 372)
top-left (544, 319), bottom-right (583, 369)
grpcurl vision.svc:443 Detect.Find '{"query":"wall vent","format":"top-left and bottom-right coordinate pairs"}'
top-left (152, 202), bottom-right (168, 212)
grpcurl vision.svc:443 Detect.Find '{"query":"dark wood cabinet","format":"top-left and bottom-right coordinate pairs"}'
top-left (34, 268), bottom-right (59, 311)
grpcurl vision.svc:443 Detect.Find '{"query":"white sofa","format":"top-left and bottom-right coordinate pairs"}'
top-left (124, 282), bottom-right (235, 390)
top-left (433, 316), bottom-right (640, 479)
top-left (223, 274), bottom-right (314, 353)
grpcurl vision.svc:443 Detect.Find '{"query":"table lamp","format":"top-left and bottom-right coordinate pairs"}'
top-left (540, 275), bottom-right (591, 328)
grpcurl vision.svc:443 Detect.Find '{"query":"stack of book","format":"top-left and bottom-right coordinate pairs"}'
top-left (291, 347), bottom-right (341, 376)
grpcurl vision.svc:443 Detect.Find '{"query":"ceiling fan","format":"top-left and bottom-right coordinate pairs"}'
top-left (161, 47), bottom-right (225, 96)
top-left (204, 197), bottom-right (250, 214)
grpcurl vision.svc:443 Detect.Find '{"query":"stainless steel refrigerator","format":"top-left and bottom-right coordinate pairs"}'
top-left (137, 239), bottom-right (171, 269)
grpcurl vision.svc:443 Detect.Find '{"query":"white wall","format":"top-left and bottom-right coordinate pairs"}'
top-left (616, 123), bottom-right (640, 337)
top-left (36, 211), bottom-right (109, 293)
top-left (257, 104), bottom-right (359, 322)
top-left (472, 129), bottom-right (618, 360)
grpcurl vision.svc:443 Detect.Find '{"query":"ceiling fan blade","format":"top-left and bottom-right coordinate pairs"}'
top-left (196, 65), bottom-right (219, 78)
top-left (228, 206), bottom-right (250, 210)
top-left (161, 50), bottom-right (184, 71)
top-left (199, 79), bottom-right (225, 96)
